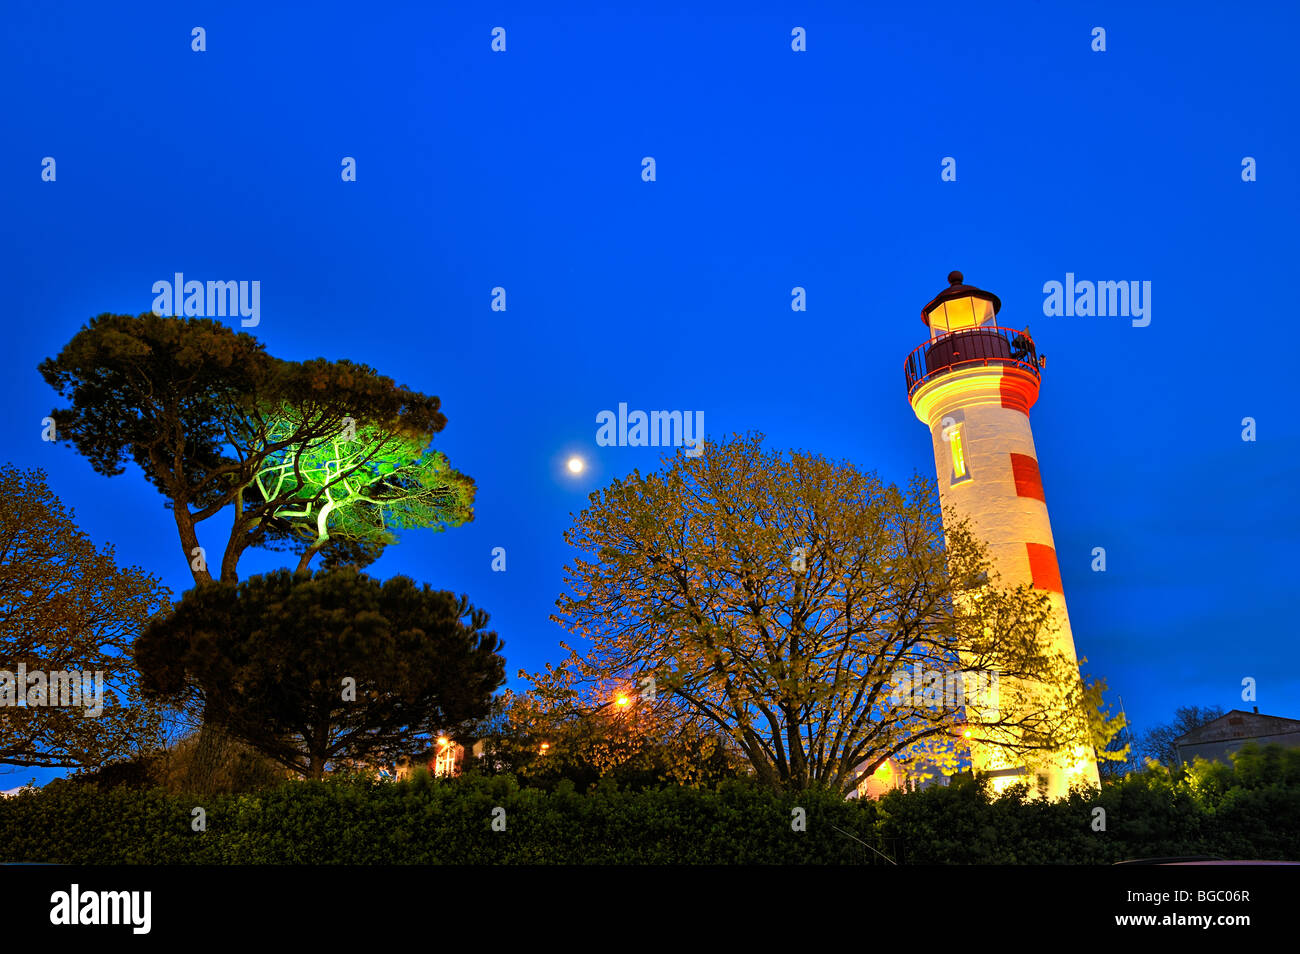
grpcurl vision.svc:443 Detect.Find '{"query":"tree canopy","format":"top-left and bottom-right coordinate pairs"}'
top-left (247, 414), bottom-right (473, 574)
top-left (39, 313), bottom-right (472, 584)
top-left (541, 433), bottom-right (1108, 794)
top-left (0, 464), bottom-right (171, 769)
top-left (134, 567), bottom-right (507, 779)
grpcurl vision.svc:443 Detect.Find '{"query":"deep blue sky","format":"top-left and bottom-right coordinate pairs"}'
top-left (3, 1), bottom-right (1298, 786)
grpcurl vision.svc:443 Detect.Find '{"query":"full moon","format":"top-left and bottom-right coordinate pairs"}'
top-left (566, 456), bottom-right (585, 474)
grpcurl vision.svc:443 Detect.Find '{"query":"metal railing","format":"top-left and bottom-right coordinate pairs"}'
top-left (904, 324), bottom-right (1040, 398)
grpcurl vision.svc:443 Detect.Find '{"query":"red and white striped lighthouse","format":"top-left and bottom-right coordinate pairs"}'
top-left (905, 271), bottom-right (1099, 798)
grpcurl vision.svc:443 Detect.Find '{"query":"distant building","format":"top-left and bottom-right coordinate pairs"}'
top-left (848, 758), bottom-right (905, 799)
top-left (848, 757), bottom-right (950, 799)
top-left (1173, 709), bottom-right (1300, 767)
top-left (394, 739), bottom-right (485, 780)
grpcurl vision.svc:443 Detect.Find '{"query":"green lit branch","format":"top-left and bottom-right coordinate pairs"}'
top-left (246, 409), bottom-right (474, 573)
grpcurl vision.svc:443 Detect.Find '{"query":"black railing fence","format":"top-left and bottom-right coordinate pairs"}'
top-left (904, 325), bottom-right (1040, 397)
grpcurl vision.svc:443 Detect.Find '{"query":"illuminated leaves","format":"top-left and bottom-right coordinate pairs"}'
top-left (247, 412), bottom-right (474, 572)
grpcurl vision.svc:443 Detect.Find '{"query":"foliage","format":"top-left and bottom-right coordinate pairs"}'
top-left (543, 433), bottom-right (1099, 793)
top-left (39, 313), bottom-right (471, 583)
top-left (3, 744), bottom-right (1297, 864)
top-left (134, 567), bottom-right (506, 778)
top-left (0, 464), bottom-right (171, 769)
top-left (70, 730), bottom-right (288, 794)
top-left (468, 690), bottom-right (748, 790)
top-left (247, 414), bottom-right (473, 574)
top-left (1082, 672), bottom-right (1130, 776)
top-left (0, 775), bottom-right (877, 865)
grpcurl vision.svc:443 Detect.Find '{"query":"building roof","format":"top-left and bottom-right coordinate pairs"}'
top-left (1173, 709), bottom-right (1300, 746)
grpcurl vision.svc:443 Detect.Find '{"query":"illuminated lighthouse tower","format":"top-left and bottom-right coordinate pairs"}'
top-left (904, 271), bottom-right (1100, 798)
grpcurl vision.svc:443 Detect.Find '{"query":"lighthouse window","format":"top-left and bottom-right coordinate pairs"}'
top-left (949, 425), bottom-right (968, 481)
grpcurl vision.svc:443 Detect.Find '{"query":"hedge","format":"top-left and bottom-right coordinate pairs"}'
top-left (3, 751), bottom-right (1297, 864)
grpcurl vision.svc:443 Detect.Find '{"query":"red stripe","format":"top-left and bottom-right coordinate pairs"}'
top-left (1010, 453), bottom-right (1046, 502)
top-left (1026, 542), bottom-right (1063, 593)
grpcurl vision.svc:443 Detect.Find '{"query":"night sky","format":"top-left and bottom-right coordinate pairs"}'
top-left (3, 1), bottom-right (1297, 786)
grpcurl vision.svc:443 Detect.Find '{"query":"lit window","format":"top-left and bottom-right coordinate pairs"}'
top-left (434, 743), bottom-right (459, 778)
top-left (950, 425), bottom-right (968, 480)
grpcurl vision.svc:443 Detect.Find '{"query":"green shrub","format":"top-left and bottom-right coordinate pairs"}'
top-left (3, 745), bottom-right (1294, 864)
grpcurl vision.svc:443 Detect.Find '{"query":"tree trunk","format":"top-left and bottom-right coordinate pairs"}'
top-left (295, 540), bottom-right (326, 575)
top-left (188, 720), bottom-right (240, 794)
top-left (171, 499), bottom-right (213, 586)
top-left (308, 724), bottom-right (330, 779)
top-left (219, 532), bottom-right (250, 583)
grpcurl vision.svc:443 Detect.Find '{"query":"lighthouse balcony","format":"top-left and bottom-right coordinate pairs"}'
top-left (904, 325), bottom-right (1041, 398)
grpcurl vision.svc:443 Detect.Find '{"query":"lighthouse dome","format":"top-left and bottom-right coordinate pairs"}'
top-left (922, 271), bottom-right (1002, 334)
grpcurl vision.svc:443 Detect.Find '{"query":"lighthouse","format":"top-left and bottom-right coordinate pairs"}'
top-left (904, 271), bottom-right (1100, 798)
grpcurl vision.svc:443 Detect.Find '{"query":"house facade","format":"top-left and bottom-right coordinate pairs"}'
top-left (394, 739), bottom-right (485, 780)
top-left (1173, 709), bottom-right (1300, 767)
